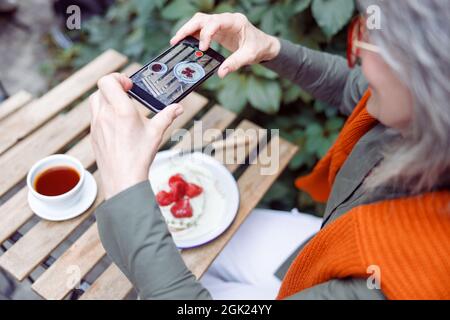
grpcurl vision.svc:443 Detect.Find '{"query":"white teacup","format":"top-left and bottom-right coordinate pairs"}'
top-left (27, 154), bottom-right (85, 209)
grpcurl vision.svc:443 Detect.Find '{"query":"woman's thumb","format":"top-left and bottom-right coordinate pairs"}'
top-left (118, 73), bottom-right (133, 91)
top-left (148, 103), bottom-right (184, 136)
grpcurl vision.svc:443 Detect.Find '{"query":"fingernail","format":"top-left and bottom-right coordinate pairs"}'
top-left (175, 105), bottom-right (184, 116)
top-left (219, 67), bottom-right (229, 78)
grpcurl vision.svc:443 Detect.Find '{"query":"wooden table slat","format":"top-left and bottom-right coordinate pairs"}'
top-left (0, 90), bottom-right (33, 121)
top-left (79, 264), bottom-right (132, 300)
top-left (216, 119), bottom-right (263, 172)
top-left (79, 120), bottom-right (280, 300)
top-left (0, 50), bottom-right (128, 155)
top-left (31, 223), bottom-right (106, 300)
top-left (173, 105), bottom-right (236, 150)
top-left (0, 63), bottom-right (141, 199)
top-left (31, 104), bottom-right (232, 300)
top-left (0, 90), bottom-right (208, 282)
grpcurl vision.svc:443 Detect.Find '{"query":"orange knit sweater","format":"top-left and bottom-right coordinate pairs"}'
top-left (295, 90), bottom-right (377, 203)
top-left (280, 90), bottom-right (450, 299)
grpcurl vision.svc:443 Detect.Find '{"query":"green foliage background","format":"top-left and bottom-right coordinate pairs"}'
top-left (45, 0), bottom-right (356, 215)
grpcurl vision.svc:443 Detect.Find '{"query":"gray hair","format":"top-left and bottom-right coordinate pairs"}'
top-left (359, 0), bottom-right (450, 193)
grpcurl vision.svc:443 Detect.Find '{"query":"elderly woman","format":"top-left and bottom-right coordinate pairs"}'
top-left (89, 0), bottom-right (450, 299)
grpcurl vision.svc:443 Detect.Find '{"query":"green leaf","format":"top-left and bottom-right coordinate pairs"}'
top-left (271, 116), bottom-right (294, 129)
top-left (250, 64), bottom-right (278, 80)
top-left (282, 84), bottom-right (312, 104)
top-left (213, 3), bottom-right (235, 14)
top-left (328, 132), bottom-right (340, 144)
top-left (311, 0), bottom-right (355, 38)
top-left (250, 0), bottom-right (270, 4)
top-left (293, 0), bottom-right (312, 14)
top-left (131, 0), bottom-right (156, 16)
top-left (259, 5), bottom-right (288, 35)
top-left (317, 136), bottom-right (331, 157)
top-left (217, 73), bottom-right (248, 113)
top-left (246, 5), bottom-right (268, 23)
top-left (171, 16), bottom-right (191, 36)
top-left (313, 99), bottom-right (335, 115)
top-left (325, 117), bottom-right (344, 132)
top-left (305, 123), bottom-right (323, 137)
top-left (247, 76), bottom-right (281, 114)
top-left (289, 151), bottom-right (309, 170)
top-left (161, 0), bottom-right (197, 21)
top-left (193, 0), bottom-right (214, 11)
top-left (201, 73), bottom-right (222, 90)
top-left (106, 2), bottom-right (135, 21)
top-left (283, 85), bottom-right (302, 104)
top-left (154, 0), bottom-right (167, 9)
top-left (305, 136), bottom-right (319, 154)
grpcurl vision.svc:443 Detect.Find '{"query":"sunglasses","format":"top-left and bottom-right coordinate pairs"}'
top-left (347, 16), bottom-right (380, 68)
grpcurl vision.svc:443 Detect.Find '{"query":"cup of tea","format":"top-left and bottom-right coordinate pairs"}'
top-left (27, 154), bottom-right (85, 209)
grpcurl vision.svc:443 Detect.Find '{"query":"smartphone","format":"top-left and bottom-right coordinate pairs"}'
top-left (128, 36), bottom-right (225, 113)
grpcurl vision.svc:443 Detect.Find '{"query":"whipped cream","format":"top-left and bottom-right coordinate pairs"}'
top-left (149, 156), bottom-right (226, 236)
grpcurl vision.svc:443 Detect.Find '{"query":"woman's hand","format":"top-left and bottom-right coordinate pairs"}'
top-left (171, 12), bottom-right (280, 78)
top-left (89, 73), bottom-right (184, 199)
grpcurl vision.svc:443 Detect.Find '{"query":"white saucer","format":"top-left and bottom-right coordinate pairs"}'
top-left (27, 170), bottom-right (98, 221)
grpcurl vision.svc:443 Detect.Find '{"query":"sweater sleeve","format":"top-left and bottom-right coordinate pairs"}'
top-left (262, 38), bottom-right (368, 115)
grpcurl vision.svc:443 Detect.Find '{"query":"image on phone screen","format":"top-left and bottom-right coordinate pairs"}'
top-left (129, 37), bottom-right (223, 111)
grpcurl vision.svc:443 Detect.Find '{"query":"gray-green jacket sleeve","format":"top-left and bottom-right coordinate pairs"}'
top-left (286, 278), bottom-right (385, 300)
top-left (262, 38), bottom-right (368, 115)
top-left (95, 181), bottom-right (211, 300)
top-left (95, 181), bottom-right (385, 300)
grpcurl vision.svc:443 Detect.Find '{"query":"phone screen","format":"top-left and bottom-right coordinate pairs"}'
top-left (129, 37), bottom-right (223, 111)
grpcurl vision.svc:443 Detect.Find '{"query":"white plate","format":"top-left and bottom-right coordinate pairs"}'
top-left (149, 150), bottom-right (239, 249)
top-left (27, 170), bottom-right (97, 221)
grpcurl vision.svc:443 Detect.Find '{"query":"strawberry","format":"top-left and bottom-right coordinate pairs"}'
top-left (168, 174), bottom-right (188, 201)
top-left (186, 183), bottom-right (203, 198)
top-left (156, 190), bottom-right (174, 206)
top-left (168, 174), bottom-right (186, 188)
top-left (170, 180), bottom-right (187, 201)
top-left (170, 198), bottom-right (193, 218)
top-left (163, 174), bottom-right (203, 219)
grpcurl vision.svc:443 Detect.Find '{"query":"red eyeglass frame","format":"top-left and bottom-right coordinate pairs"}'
top-left (347, 16), bottom-right (380, 68)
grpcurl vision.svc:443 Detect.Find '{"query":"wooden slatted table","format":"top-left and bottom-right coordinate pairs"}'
top-left (0, 50), bottom-right (298, 300)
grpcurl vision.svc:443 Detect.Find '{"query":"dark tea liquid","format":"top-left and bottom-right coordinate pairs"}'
top-left (34, 166), bottom-right (80, 196)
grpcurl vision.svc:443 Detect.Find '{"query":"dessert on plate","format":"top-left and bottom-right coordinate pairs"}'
top-left (149, 158), bottom-right (226, 233)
